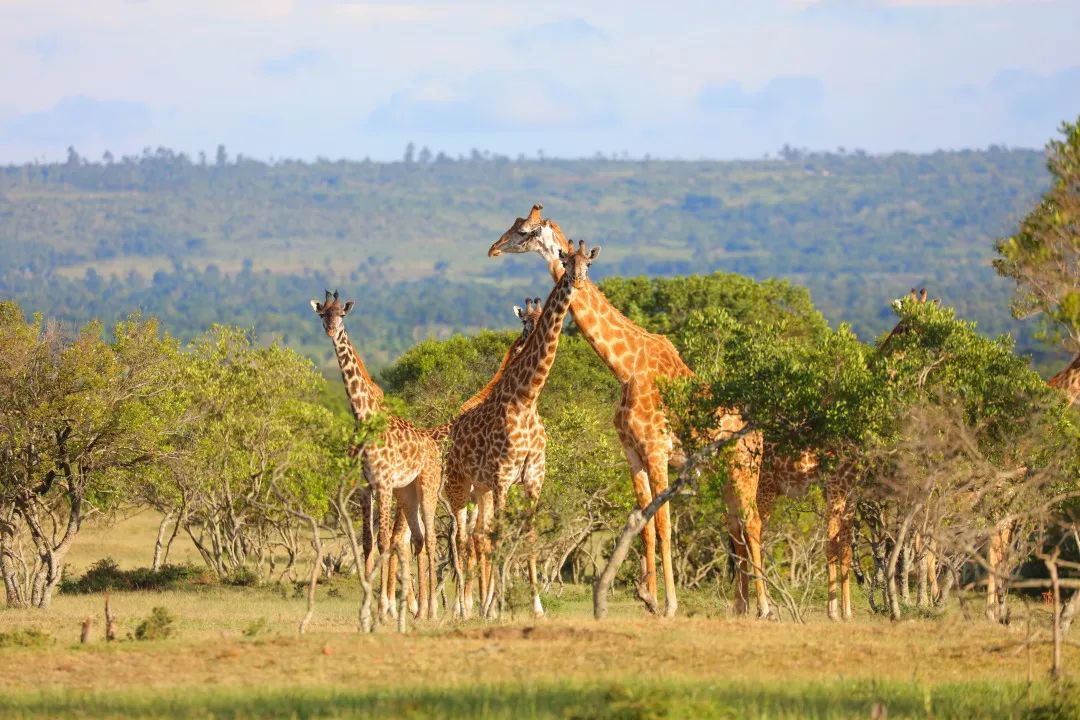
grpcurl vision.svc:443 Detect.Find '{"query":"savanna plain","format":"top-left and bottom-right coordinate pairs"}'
top-left (0, 514), bottom-right (1075, 720)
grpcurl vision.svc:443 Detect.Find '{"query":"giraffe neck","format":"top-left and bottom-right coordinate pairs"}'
top-left (536, 223), bottom-right (678, 384)
top-left (1048, 351), bottom-right (1080, 406)
top-left (331, 326), bottom-right (384, 420)
top-left (492, 274), bottom-right (573, 407)
top-left (459, 332), bottom-right (530, 413)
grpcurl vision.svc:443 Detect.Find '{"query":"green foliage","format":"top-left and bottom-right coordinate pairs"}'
top-left (671, 309), bottom-right (885, 458)
top-left (0, 628), bottom-right (52, 648)
top-left (242, 618), bottom-right (270, 638)
top-left (59, 558), bottom-right (209, 594)
top-left (995, 115), bottom-right (1080, 346)
top-left (0, 301), bottom-right (185, 607)
top-left (880, 296), bottom-right (1068, 464)
top-left (600, 272), bottom-right (828, 340)
top-left (133, 607), bottom-right (176, 641)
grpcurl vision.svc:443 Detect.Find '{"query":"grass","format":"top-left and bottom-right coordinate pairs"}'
top-left (1, 513), bottom-right (1077, 719)
top-left (0, 680), bottom-right (1060, 719)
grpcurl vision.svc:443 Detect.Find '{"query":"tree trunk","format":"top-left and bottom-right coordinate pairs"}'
top-left (886, 508), bottom-right (919, 621)
top-left (0, 513), bottom-right (25, 608)
top-left (335, 484), bottom-right (376, 633)
top-left (151, 511), bottom-right (175, 571)
top-left (1044, 550), bottom-right (1063, 680)
top-left (298, 515), bottom-right (321, 635)
top-left (1061, 590), bottom-right (1079, 638)
top-left (900, 543), bottom-right (912, 607)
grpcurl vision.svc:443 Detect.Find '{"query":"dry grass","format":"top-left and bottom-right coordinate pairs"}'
top-left (0, 513), bottom-right (1076, 718)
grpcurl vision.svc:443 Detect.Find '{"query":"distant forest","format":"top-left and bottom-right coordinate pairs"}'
top-left (0, 145), bottom-right (1060, 370)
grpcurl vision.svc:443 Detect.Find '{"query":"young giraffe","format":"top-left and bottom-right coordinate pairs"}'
top-left (489, 205), bottom-right (763, 618)
top-left (310, 291), bottom-right (442, 620)
top-left (386, 298), bottom-right (546, 608)
top-left (446, 242), bottom-right (599, 619)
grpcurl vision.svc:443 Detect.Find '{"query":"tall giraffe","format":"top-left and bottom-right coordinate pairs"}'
top-left (489, 205), bottom-right (763, 618)
top-left (386, 298), bottom-right (545, 607)
top-left (310, 291), bottom-right (442, 620)
top-left (446, 242), bottom-right (598, 618)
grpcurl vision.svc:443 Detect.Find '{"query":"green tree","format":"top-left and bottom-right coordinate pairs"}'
top-left (0, 302), bottom-right (181, 608)
top-left (995, 116), bottom-right (1080, 346)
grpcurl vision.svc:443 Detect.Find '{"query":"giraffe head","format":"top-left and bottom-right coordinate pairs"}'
top-left (310, 290), bottom-right (354, 337)
top-left (514, 297), bottom-right (544, 338)
top-left (488, 202), bottom-right (563, 260)
top-left (559, 239), bottom-right (600, 290)
top-left (881, 288), bottom-right (937, 350)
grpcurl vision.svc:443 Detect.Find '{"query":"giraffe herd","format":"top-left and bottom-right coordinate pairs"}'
top-left (313, 203), bottom-right (1080, 624)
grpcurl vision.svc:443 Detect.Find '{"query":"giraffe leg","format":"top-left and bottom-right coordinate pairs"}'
top-left (385, 503), bottom-right (411, 618)
top-left (374, 482), bottom-right (394, 619)
top-left (725, 435), bottom-right (764, 617)
top-left (826, 478), bottom-right (845, 621)
top-left (986, 523), bottom-right (1011, 623)
top-left (624, 445), bottom-right (658, 613)
top-left (645, 448), bottom-right (678, 618)
top-left (481, 485), bottom-right (505, 619)
top-left (465, 502), bottom-right (479, 616)
top-left (523, 452), bottom-right (546, 618)
top-left (401, 499), bottom-right (424, 620)
top-left (723, 484), bottom-right (750, 615)
top-left (417, 458), bottom-right (441, 621)
top-left (839, 507), bottom-right (854, 621)
top-left (474, 489), bottom-right (494, 619)
top-left (447, 475), bottom-right (471, 619)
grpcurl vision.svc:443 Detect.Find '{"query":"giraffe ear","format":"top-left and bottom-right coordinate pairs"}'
top-left (587, 246), bottom-right (601, 261)
top-left (310, 299), bottom-right (321, 313)
top-left (342, 301), bottom-right (354, 315)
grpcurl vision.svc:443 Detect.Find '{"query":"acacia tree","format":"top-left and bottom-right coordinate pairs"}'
top-left (0, 303), bottom-right (181, 608)
top-left (995, 116), bottom-right (1080, 346)
top-left (152, 326), bottom-right (336, 580)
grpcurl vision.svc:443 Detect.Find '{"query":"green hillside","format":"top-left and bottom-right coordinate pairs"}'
top-left (0, 146), bottom-right (1059, 369)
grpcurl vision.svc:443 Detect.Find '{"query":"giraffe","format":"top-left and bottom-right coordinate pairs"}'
top-left (445, 241), bottom-right (598, 618)
top-left (310, 290), bottom-right (442, 620)
top-left (489, 205), bottom-right (763, 618)
top-left (1047, 351), bottom-right (1080, 405)
top-left (978, 315), bottom-right (1080, 621)
top-left (740, 288), bottom-right (1066, 623)
top-left (732, 289), bottom-right (935, 621)
top-left (385, 297), bottom-right (545, 608)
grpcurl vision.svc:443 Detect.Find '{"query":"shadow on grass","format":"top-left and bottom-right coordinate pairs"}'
top-left (0, 679), bottom-right (1059, 720)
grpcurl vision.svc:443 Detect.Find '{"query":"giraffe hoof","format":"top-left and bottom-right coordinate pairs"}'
top-left (532, 596), bottom-right (545, 618)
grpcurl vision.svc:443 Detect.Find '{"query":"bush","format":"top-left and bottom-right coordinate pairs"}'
top-left (243, 617), bottom-right (270, 638)
top-left (60, 557), bottom-right (208, 594)
top-left (224, 566), bottom-right (261, 587)
top-left (133, 607), bottom-right (176, 641)
top-left (0, 628), bottom-right (52, 648)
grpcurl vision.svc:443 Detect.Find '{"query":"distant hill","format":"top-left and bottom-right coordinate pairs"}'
top-left (0, 146), bottom-right (1062, 370)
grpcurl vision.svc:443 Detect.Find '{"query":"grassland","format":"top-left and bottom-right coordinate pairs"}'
top-left (0, 514), bottom-right (1076, 719)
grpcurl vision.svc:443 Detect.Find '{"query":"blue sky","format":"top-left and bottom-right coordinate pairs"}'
top-left (1, 0), bottom-right (1078, 162)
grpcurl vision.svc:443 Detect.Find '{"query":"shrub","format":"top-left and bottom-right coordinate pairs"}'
top-left (60, 558), bottom-right (207, 594)
top-left (133, 607), bottom-right (176, 641)
top-left (224, 566), bottom-right (261, 587)
top-left (243, 617), bottom-right (270, 638)
top-left (0, 628), bottom-right (52, 648)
